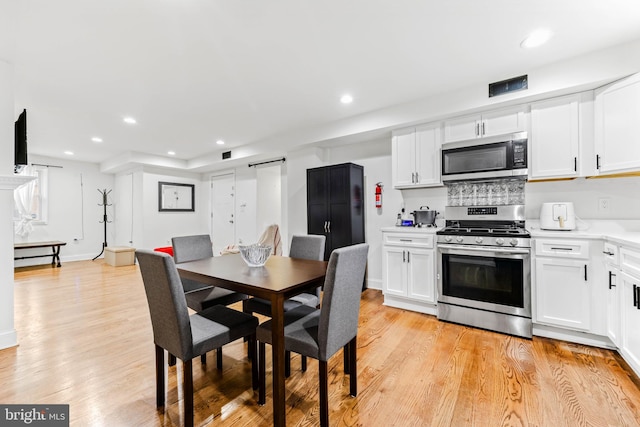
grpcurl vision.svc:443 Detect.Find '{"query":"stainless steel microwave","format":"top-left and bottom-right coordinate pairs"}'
top-left (441, 132), bottom-right (528, 182)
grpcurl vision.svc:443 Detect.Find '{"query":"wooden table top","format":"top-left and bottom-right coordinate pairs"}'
top-left (177, 254), bottom-right (327, 300)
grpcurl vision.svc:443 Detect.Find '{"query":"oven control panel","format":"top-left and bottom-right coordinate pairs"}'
top-left (467, 207), bottom-right (498, 215)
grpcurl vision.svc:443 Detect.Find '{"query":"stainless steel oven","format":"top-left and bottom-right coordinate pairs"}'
top-left (441, 132), bottom-right (528, 182)
top-left (436, 205), bottom-right (532, 338)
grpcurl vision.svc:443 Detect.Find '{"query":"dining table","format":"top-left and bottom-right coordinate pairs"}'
top-left (176, 253), bottom-right (327, 427)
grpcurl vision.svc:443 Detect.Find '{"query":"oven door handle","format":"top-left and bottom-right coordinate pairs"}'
top-left (438, 244), bottom-right (530, 255)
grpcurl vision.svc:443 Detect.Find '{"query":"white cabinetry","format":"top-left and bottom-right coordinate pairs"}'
top-left (382, 231), bottom-right (436, 314)
top-left (619, 246), bottom-right (640, 375)
top-left (392, 123), bottom-right (441, 189)
top-left (530, 95), bottom-right (581, 179)
top-left (594, 72), bottom-right (640, 175)
top-left (603, 242), bottom-right (620, 346)
top-left (534, 239), bottom-right (603, 333)
top-left (443, 106), bottom-right (527, 143)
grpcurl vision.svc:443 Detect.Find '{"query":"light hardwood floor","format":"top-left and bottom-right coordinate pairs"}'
top-left (3, 260), bottom-right (640, 426)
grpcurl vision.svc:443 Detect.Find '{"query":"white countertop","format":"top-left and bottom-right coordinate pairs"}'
top-left (381, 226), bottom-right (442, 234)
top-left (527, 219), bottom-right (640, 249)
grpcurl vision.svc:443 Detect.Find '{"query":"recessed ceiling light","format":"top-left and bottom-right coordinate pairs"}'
top-left (340, 94), bottom-right (353, 104)
top-left (216, 140), bottom-right (225, 145)
top-left (123, 117), bottom-right (137, 124)
top-left (167, 151), bottom-right (176, 156)
top-left (91, 137), bottom-right (103, 143)
top-left (521, 29), bottom-right (552, 48)
top-left (64, 151), bottom-right (74, 156)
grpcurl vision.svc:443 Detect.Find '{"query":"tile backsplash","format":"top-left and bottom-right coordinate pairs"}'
top-left (446, 178), bottom-right (525, 206)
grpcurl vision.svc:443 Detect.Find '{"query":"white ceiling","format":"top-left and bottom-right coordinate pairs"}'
top-left (6, 0), bottom-right (640, 171)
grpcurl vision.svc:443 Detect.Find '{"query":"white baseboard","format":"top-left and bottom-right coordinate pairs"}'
top-left (0, 328), bottom-right (17, 350)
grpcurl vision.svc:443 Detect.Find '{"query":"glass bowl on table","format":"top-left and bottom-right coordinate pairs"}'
top-left (239, 244), bottom-right (273, 267)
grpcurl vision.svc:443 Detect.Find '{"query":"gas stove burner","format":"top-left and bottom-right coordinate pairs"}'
top-left (415, 223), bottom-right (436, 228)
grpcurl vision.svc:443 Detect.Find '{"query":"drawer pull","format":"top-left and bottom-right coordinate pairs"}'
top-left (399, 239), bottom-right (412, 242)
top-left (609, 271), bottom-right (616, 289)
top-left (551, 247), bottom-right (573, 251)
top-left (603, 251), bottom-right (615, 256)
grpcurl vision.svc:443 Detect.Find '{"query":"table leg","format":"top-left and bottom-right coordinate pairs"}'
top-left (270, 294), bottom-right (286, 427)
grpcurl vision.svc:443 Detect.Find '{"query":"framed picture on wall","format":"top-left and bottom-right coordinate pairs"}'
top-left (158, 182), bottom-right (195, 212)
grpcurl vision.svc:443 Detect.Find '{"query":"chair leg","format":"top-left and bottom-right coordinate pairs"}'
top-left (349, 336), bottom-right (357, 397)
top-left (301, 355), bottom-right (307, 372)
top-left (169, 353), bottom-right (177, 367)
top-left (201, 353), bottom-right (206, 365)
top-left (249, 334), bottom-right (258, 390)
top-left (183, 359), bottom-right (194, 427)
top-left (343, 342), bottom-right (350, 374)
top-left (319, 360), bottom-right (329, 427)
top-left (216, 347), bottom-right (223, 371)
top-left (155, 345), bottom-right (165, 408)
top-left (258, 342), bottom-right (266, 405)
top-left (285, 350), bottom-right (291, 378)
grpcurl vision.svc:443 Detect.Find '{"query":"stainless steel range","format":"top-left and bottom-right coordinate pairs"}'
top-left (436, 204), bottom-right (532, 338)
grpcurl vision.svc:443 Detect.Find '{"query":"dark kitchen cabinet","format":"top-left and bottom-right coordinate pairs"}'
top-left (307, 163), bottom-right (365, 261)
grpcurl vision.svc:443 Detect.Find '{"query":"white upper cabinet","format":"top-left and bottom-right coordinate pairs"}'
top-left (392, 122), bottom-right (442, 188)
top-left (530, 94), bottom-right (581, 180)
top-left (444, 106), bottom-right (527, 143)
top-left (594, 72), bottom-right (640, 175)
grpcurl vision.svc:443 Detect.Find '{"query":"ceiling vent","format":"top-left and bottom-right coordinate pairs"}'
top-left (489, 75), bottom-right (528, 97)
top-left (222, 151), bottom-right (231, 160)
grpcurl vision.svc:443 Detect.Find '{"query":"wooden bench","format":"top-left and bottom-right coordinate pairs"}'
top-left (14, 241), bottom-right (67, 267)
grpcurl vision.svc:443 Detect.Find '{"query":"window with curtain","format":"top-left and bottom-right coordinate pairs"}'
top-left (14, 166), bottom-right (48, 236)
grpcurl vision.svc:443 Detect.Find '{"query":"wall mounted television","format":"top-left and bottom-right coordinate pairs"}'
top-left (15, 109), bottom-right (27, 173)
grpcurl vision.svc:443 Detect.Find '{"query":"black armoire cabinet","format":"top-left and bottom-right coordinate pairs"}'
top-left (307, 162), bottom-right (365, 261)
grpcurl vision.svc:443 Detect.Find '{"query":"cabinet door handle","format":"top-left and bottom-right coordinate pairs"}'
top-left (412, 172), bottom-right (416, 183)
top-left (324, 221), bottom-right (328, 233)
top-left (402, 250), bottom-right (406, 263)
top-left (415, 172), bottom-right (419, 183)
top-left (407, 251), bottom-right (411, 263)
top-left (609, 271), bottom-right (616, 289)
top-left (596, 154), bottom-right (601, 170)
top-left (636, 286), bottom-right (640, 310)
top-left (603, 251), bottom-right (615, 256)
top-left (574, 157), bottom-right (577, 172)
top-left (634, 284), bottom-right (638, 308)
top-left (327, 221), bottom-right (330, 233)
top-left (475, 122), bottom-right (480, 137)
top-left (481, 121), bottom-right (485, 136)
top-left (584, 265), bottom-right (588, 281)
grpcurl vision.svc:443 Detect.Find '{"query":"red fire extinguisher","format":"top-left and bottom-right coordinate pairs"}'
top-left (375, 182), bottom-right (383, 208)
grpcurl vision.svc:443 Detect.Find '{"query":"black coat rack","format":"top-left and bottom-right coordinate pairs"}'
top-left (93, 189), bottom-right (112, 261)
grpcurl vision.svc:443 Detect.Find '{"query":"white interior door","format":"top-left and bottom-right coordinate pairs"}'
top-left (210, 173), bottom-right (236, 255)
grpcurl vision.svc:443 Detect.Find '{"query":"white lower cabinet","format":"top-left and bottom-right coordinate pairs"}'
top-left (382, 231), bottom-right (436, 313)
top-left (619, 271), bottom-right (640, 375)
top-left (605, 265), bottom-right (621, 346)
top-left (533, 238), bottom-right (606, 335)
top-left (535, 257), bottom-right (592, 331)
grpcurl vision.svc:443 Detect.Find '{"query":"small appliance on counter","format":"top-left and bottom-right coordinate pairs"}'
top-left (539, 202), bottom-right (576, 231)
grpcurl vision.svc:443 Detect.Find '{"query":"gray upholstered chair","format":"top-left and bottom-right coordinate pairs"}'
top-left (243, 234), bottom-right (326, 316)
top-left (172, 234), bottom-right (248, 311)
top-left (256, 243), bottom-right (369, 427)
top-left (243, 234), bottom-right (325, 373)
top-left (171, 234), bottom-right (249, 368)
top-left (136, 249), bottom-right (259, 427)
